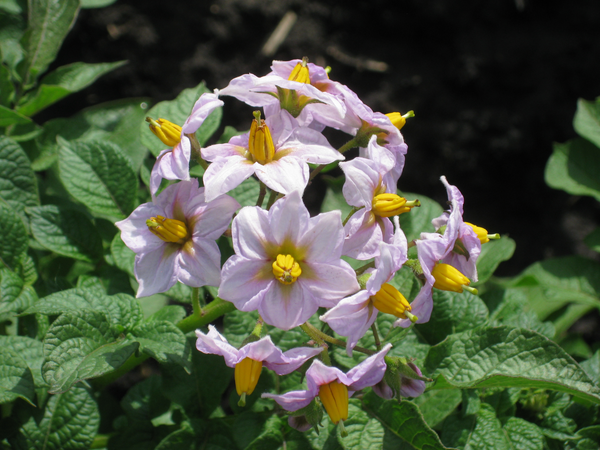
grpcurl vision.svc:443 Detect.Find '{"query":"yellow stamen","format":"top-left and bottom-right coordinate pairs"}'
top-left (318, 381), bottom-right (348, 425)
top-left (272, 254), bottom-right (302, 285)
top-left (431, 263), bottom-right (473, 293)
top-left (372, 194), bottom-right (419, 217)
top-left (288, 57), bottom-right (310, 84)
top-left (146, 215), bottom-right (189, 244)
top-left (464, 222), bottom-right (500, 244)
top-left (235, 357), bottom-right (263, 397)
top-left (370, 283), bottom-right (411, 319)
top-left (146, 117), bottom-right (182, 147)
top-left (385, 110), bottom-right (415, 130)
top-left (248, 112), bottom-right (276, 165)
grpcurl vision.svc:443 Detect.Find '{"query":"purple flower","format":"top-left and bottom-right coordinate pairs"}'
top-left (149, 92), bottom-right (223, 195)
top-left (115, 179), bottom-right (239, 297)
top-left (218, 190), bottom-right (359, 330)
top-left (201, 110), bottom-right (343, 201)
top-left (262, 344), bottom-right (391, 424)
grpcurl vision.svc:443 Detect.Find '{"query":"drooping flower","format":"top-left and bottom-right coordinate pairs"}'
top-left (201, 109), bottom-right (343, 202)
top-left (262, 344), bottom-right (391, 426)
top-left (115, 179), bottom-right (239, 297)
top-left (148, 92), bottom-right (223, 195)
top-left (218, 190), bottom-right (359, 330)
top-left (321, 217), bottom-right (413, 354)
top-left (195, 325), bottom-right (322, 404)
top-left (340, 156), bottom-right (418, 259)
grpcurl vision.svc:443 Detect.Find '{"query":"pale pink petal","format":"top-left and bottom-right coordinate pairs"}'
top-left (258, 282), bottom-right (318, 330)
top-left (238, 336), bottom-right (278, 362)
top-left (343, 217), bottom-right (384, 260)
top-left (268, 190), bottom-right (309, 246)
top-left (255, 157), bottom-right (309, 196)
top-left (340, 158), bottom-right (380, 208)
top-left (300, 210), bottom-right (344, 262)
top-left (232, 206), bottom-right (271, 259)
top-left (300, 261), bottom-right (359, 306)
top-left (182, 93), bottom-right (224, 134)
top-left (261, 389), bottom-right (316, 412)
top-left (201, 141), bottom-right (247, 162)
top-left (396, 283), bottom-right (434, 328)
top-left (306, 360), bottom-right (352, 389)
top-left (268, 347), bottom-right (323, 375)
top-left (115, 202), bottom-right (165, 253)
top-left (203, 156), bottom-right (256, 202)
top-left (195, 325), bottom-right (239, 367)
top-left (135, 246), bottom-right (179, 297)
top-left (176, 238), bottom-right (222, 287)
top-left (187, 194), bottom-right (240, 241)
top-left (346, 343), bottom-right (391, 391)
top-left (218, 257), bottom-right (273, 311)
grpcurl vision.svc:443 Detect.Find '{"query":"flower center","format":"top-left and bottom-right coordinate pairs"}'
top-left (370, 283), bottom-right (412, 319)
top-left (288, 57), bottom-right (310, 84)
top-left (146, 117), bottom-right (182, 147)
top-left (372, 193), bottom-right (417, 217)
top-left (234, 357), bottom-right (263, 396)
top-left (431, 263), bottom-right (471, 293)
top-left (272, 254), bottom-right (302, 285)
top-left (248, 112), bottom-right (276, 165)
top-left (318, 381), bottom-right (349, 425)
top-left (146, 215), bottom-right (189, 244)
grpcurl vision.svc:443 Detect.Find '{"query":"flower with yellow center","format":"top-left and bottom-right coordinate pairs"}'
top-left (218, 191), bottom-right (359, 330)
top-left (115, 179), bottom-right (239, 297)
top-left (195, 325), bottom-right (322, 406)
top-left (262, 345), bottom-right (391, 431)
top-left (201, 110), bottom-right (344, 202)
top-left (146, 92), bottom-right (223, 195)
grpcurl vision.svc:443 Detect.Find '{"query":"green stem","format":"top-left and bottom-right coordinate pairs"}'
top-left (191, 287), bottom-right (202, 316)
top-left (342, 206), bottom-right (363, 227)
top-left (371, 322), bottom-right (382, 352)
top-left (266, 190), bottom-right (281, 210)
top-left (256, 181), bottom-right (267, 207)
top-left (301, 322), bottom-right (375, 356)
top-left (300, 323), bottom-right (331, 365)
top-left (92, 298), bottom-right (236, 390)
top-left (355, 261), bottom-right (375, 276)
top-left (251, 315), bottom-right (264, 339)
top-left (337, 137), bottom-right (359, 154)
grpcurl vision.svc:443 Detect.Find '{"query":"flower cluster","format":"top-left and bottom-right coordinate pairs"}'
top-left (116, 57), bottom-right (499, 433)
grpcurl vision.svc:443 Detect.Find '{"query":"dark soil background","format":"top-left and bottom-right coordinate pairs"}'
top-left (43, 0), bottom-right (600, 278)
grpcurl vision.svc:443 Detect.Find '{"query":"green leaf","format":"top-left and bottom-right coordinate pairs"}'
top-left (411, 389), bottom-right (462, 428)
top-left (581, 350), bottom-right (600, 383)
top-left (58, 138), bottom-right (137, 219)
top-left (25, 288), bottom-right (143, 330)
top-left (416, 290), bottom-right (489, 345)
top-left (574, 97), bottom-right (600, 148)
top-left (0, 0), bottom-right (22, 15)
top-left (0, 10), bottom-right (25, 72)
top-left (130, 321), bottom-right (191, 370)
top-left (0, 63), bottom-right (15, 106)
top-left (0, 268), bottom-right (37, 319)
top-left (0, 203), bottom-right (27, 270)
top-left (8, 384), bottom-right (99, 450)
top-left (584, 227), bottom-right (600, 253)
top-left (18, 0), bottom-right (79, 89)
top-left (145, 305), bottom-right (187, 324)
top-left (475, 236), bottom-right (516, 285)
top-left (223, 308), bottom-right (259, 349)
top-left (442, 404), bottom-right (509, 450)
top-left (28, 205), bottom-right (103, 262)
top-left (42, 310), bottom-right (140, 393)
top-left (484, 288), bottom-right (555, 339)
top-left (80, 0), bottom-right (117, 8)
top-left (507, 256), bottom-right (600, 331)
top-left (110, 232), bottom-right (136, 276)
top-left (504, 417), bottom-right (547, 450)
top-left (424, 326), bottom-right (600, 404)
top-left (228, 176), bottom-right (261, 207)
top-left (545, 138), bottom-right (600, 201)
top-left (17, 60), bottom-right (127, 117)
top-left (33, 98), bottom-right (151, 171)
top-left (0, 335), bottom-right (45, 387)
top-left (397, 192), bottom-right (444, 243)
top-left (0, 136), bottom-right (39, 218)
top-left (141, 82), bottom-right (218, 156)
top-left (121, 375), bottom-right (170, 423)
top-left (321, 176), bottom-right (352, 218)
top-left (362, 391), bottom-right (451, 449)
top-left (0, 104), bottom-right (32, 126)
top-left (0, 346), bottom-right (35, 405)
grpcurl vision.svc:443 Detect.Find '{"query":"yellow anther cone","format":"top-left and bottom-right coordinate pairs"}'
top-left (146, 117), bottom-right (182, 147)
top-left (146, 215), bottom-right (189, 243)
top-left (431, 263), bottom-right (471, 293)
top-left (272, 254), bottom-right (302, 285)
top-left (372, 193), bottom-right (412, 217)
top-left (288, 59), bottom-right (310, 84)
top-left (318, 381), bottom-right (348, 425)
top-left (248, 115), bottom-right (276, 165)
top-left (235, 357), bottom-right (263, 396)
top-left (370, 283), bottom-right (411, 319)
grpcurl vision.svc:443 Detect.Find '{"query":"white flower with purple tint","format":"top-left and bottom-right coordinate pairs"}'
top-left (201, 109), bottom-right (343, 202)
top-left (115, 179), bottom-right (239, 297)
top-left (218, 190), bottom-right (359, 330)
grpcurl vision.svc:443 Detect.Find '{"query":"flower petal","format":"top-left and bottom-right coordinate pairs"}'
top-left (134, 246), bottom-right (179, 297)
top-left (258, 282), bottom-right (318, 330)
top-left (195, 325), bottom-right (239, 367)
top-left (176, 238), bottom-right (222, 288)
top-left (232, 206), bottom-right (271, 260)
top-left (218, 256), bottom-right (273, 311)
top-left (300, 260), bottom-right (359, 306)
top-left (203, 156), bottom-right (256, 202)
top-left (268, 190), bottom-right (309, 247)
top-left (255, 157), bottom-right (309, 197)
